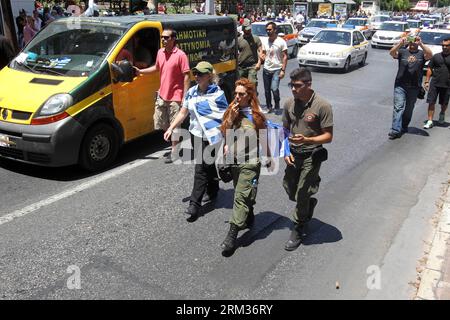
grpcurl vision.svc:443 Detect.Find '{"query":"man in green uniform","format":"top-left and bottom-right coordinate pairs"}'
top-left (237, 19), bottom-right (263, 87)
top-left (282, 68), bottom-right (334, 251)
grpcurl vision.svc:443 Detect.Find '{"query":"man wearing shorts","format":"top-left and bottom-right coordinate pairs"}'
top-left (424, 37), bottom-right (450, 129)
top-left (135, 29), bottom-right (191, 163)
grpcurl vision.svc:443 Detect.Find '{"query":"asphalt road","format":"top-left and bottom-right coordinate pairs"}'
top-left (1, 47), bottom-right (450, 300)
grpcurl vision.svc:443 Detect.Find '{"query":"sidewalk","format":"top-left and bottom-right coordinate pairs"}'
top-left (416, 176), bottom-right (450, 300)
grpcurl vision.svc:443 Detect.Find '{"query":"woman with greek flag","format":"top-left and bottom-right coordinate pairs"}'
top-left (164, 61), bottom-right (228, 221)
top-left (219, 78), bottom-right (275, 253)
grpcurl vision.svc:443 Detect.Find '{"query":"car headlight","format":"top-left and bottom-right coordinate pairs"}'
top-left (37, 93), bottom-right (73, 116)
top-left (393, 36), bottom-right (401, 40)
top-left (330, 52), bottom-right (344, 58)
top-left (373, 34), bottom-right (379, 39)
top-left (298, 48), bottom-right (307, 55)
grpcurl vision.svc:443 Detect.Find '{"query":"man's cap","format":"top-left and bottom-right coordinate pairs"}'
top-left (192, 61), bottom-right (213, 73)
top-left (242, 18), bottom-right (252, 31)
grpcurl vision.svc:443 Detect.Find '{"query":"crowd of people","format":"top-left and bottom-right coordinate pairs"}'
top-left (127, 24), bottom-right (334, 255)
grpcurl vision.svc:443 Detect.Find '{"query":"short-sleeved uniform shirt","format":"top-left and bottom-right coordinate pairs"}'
top-left (238, 34), bottom-right (262, 67)
top-left (263, 37), bottom-right (288, 72)
top-left (429, 52), bottom-right (450, 88)
top-left (395, 48), bottom-right (425, 88)
top-left (282, 93), bottom-right (333, 153)
top-left (156, 47), bottom-right (190, 102)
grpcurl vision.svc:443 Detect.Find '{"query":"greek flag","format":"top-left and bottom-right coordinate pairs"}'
top-left (187, 84), bottom-right (228, 145)
top-left (266, 120), bottom-right (290, 157)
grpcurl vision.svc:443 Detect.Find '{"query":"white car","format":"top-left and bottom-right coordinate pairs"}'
top-left (420, 17), bottom-right (437, 29)
top-left (369, 14), bottom-right (391, 34)
top-left (297, 18), bottom-right (339, 46)
top-left (297, 28), bottom-right (369, 73)
top-left (418, 29), bottom-right (450, 71)
top-left (251, 21), bottom-right (299, 57)
top-left (371, 21), bottom-right (410, 48)
top-left (344, 18), bottom-right (373, 39)
top-left (406, 19), bottom-right (422, 35)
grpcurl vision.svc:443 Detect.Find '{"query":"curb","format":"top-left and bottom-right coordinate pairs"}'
top-left (416, 186), bottom-right (450, 300)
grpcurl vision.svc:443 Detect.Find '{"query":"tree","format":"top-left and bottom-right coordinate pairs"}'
top-left (170, 0), bottom-right (189, 13)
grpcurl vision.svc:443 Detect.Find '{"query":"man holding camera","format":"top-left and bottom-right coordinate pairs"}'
top-left (388, 35), bottom-right (432, 140)
top-left (423, 37), bottom-right (450, 129)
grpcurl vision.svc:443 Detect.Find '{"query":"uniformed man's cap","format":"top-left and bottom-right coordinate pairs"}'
top-left (242, 18), bottom-right (252, 31)
top-left (192, 61), bottom-right (213, 74)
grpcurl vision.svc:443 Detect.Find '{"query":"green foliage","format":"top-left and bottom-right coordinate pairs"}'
top-left (380, 0), bottom-right (411, 11)
top-left (170, 0), bottom-right (189, 13)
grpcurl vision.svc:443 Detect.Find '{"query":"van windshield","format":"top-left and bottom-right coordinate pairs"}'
top-left (11, 21), bottom-right (127, 77)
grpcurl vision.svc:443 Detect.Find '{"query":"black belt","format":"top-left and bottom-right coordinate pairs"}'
top-left (290, 145), bottom-right (322, 157)
top-left (291, 149), bottom-right (314, 157)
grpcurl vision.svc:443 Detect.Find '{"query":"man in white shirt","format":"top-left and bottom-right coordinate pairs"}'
top-left (262, 21), bottom-right (288, 114)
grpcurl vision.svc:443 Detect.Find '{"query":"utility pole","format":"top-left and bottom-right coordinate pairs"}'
top-left (205, 0), bottom-right (215, 15)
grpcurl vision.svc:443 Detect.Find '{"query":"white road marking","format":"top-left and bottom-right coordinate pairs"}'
top-left (0, 149), bottom-right (169, 226)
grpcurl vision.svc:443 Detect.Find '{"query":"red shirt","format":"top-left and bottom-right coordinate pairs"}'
top-left (156, 47), bottom-right (190, 102)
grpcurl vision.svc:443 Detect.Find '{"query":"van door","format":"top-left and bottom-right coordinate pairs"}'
top-left (111, 27), bottom-right (160, 141)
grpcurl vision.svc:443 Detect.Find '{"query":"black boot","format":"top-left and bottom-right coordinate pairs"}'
top-left (245, 208), bottom-right (255, 229)
top-left (307, 198), bottom-right (318, 220)
top-left (221, 223), bottom-right (239, 252)
top-left (185, 203), bottom-right (200, 222)
top-left (284, 223), bottom-right (305, 251)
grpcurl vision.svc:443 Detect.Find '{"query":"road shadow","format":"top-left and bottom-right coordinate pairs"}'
top-left (221, 212), bottom-right (342, 257)
top-left (0, 130), bottom-right (170, 181)
top-left (404, 126), bottom-right (429, 137)
top-left (301, 218), bottom-right (343, 245)
top-left (240, 213), bottom-right (342, 247)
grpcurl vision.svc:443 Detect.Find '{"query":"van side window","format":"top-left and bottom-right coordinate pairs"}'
top-left (116, 28), bottom-right (159, 68)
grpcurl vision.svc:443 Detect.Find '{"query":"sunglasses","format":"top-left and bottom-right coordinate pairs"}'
top-left (443, 44), bottom-right (450, 47)
top-left (193, 71), bottom-right (208, 76)
top-left (266, 28), bottom-right (274, 32)
top-left (161, 35), bottom-right (172, 40)
top-left (288, 82), bottom-right (308, 89)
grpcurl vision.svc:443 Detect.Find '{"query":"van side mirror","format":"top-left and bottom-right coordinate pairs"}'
top-left (111, 60), bottom-right (134, 83)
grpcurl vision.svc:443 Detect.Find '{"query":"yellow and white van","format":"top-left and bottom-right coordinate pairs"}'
top-left (0, 15), bottom-right (237, 171)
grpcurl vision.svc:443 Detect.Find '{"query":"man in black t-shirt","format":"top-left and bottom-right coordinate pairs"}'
top-left (388, 36), bottom-right (432, 139)
top-left (423, 38), bottom-right (450, 129)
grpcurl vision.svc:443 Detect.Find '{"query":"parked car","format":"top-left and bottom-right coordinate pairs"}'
top-left (344, 17), bottom-right (373, 39)
top-left (371, 21), bottom-right (410, 48)
top-left (297, 18), bottom-right (339, 46)
top-left (418, 28), bottom-right (450, 71)
top-left (297, 28), bottom-right (369, 73)
top-left (369, 14), bottom-right (391, 35)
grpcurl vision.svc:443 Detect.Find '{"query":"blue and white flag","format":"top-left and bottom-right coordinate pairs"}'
top-left (266, 120), bottom-right (290, 157)
top-left (186, 84), bottom-right (228, 145)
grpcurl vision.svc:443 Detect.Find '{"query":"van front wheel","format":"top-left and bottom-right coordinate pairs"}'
top-left (79, 123), bottom-right (119, 172)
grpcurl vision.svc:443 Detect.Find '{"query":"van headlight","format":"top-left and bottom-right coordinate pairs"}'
top-left (393, 36), bottom-right (401, 40)
top-left (373, 34), bottom-right (379, 39)
top-left (330, 52), bottom-right (344, 58)
top-left (37, 94), bottom-right (73, 116)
